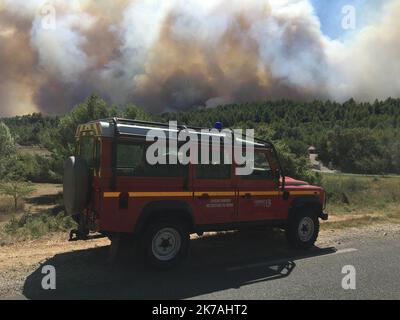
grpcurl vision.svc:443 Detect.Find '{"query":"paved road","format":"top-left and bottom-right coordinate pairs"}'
top-left (10, 230), bottom-right (400, 299)
top-left (195, 237), bottom-right (400, 300)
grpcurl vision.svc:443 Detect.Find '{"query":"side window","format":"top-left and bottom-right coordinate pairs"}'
top-left (196, 148), bottom-right (231, 180)
top-left (116, 143), bottom-right (144, 176)
top-left (144, 146), bottom-right (186, 177)
top-left (79, 136), bottom-right (94, 167)
top-left (116, 141), bottom-right (187, 177)
top-left (242, 151), bottom-right (273, 180)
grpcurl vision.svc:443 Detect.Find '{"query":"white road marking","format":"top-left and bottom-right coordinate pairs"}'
top-left (227, 248), bottom-right (358, 272)
top-left (334, 248), bottom-right (358, 255)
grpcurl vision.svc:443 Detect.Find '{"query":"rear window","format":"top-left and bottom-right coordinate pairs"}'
top-left (79, 136), bottom-right (94, 167)
top-left (116, 142), bottom-right (187, 177)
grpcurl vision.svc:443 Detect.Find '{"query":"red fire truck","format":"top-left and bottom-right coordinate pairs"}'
top-left (63, 118), bottom-right (328, 268)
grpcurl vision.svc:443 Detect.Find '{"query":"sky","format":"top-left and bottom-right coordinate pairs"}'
top-left (312, 0), bottom-right (384, 39)
top-left (0, 0), bottom-right (399, 117)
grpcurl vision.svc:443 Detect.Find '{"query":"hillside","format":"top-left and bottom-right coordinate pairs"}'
top-left (1, 95), bottom-right (400, 179)
top-left (162, 98), bottom-right (400, 174)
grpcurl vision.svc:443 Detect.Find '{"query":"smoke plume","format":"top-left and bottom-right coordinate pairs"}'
top-left (0, 0), bottom-right (399, 116)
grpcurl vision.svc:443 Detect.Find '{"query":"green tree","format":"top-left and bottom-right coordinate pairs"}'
top-left (0, 181), bottom-right (35, 212)
top-left (54, 93), bottom-right (114, 158)
top-left (123, 104), bottom-right (152, 121)
top-left (255, 123), bottom-right (318, 183)
top-left (0, 122), bottom-right (16, 180)
top-left (0, 122), bottom-right (15, 156)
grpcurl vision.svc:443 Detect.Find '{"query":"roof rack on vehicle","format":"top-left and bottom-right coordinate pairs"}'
top-left (223, 126), bottom-right (275, 149)
top-left (100, 117), bottom-right (189, 130)
top-left (92, 117), bottom-right (213, 133)
top-left (91, 117), bottom-right (275, 148)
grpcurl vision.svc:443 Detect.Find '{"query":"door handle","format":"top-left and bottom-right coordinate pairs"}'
top-left (242, 193), bottom-right (252, 199)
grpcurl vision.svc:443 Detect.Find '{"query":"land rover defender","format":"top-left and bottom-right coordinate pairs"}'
top-left (63, 118), bottom-right (328, 268)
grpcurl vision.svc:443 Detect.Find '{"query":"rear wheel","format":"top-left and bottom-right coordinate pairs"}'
top-left (286, 208), bottom-right (319, 249)
top-left (140, 218), bottom-right (189, 269)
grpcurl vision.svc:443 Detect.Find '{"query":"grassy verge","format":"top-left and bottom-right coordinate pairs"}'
top-left (320, 173), bottom-right (400, 229)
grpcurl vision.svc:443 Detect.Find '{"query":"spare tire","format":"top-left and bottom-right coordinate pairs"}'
top-left (63, 156), bottom-right (90, 215)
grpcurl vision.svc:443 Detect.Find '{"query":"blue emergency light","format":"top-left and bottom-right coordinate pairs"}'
top-left (214, 121), bottom-right (222, 130)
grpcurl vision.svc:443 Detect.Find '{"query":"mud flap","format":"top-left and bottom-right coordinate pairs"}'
top-left (69, 213), bottom-right (89, 241)
top-left (320, 212), bottom-right (329, 221)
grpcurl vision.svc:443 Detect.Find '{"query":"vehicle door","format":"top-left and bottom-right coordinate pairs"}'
top-left (236, 148), bottom-right (286, 222)
top-left (192, 146), bottom-right (236, 225)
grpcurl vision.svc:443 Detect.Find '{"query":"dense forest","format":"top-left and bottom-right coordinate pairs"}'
top-left (163, 98), bottom-right (400, 174)
top-left (0, 94), bottom-right (399, 184)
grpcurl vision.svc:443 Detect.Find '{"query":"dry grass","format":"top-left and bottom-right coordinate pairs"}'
top-left (0, 183), bottom-right (66, 244)
top-left (0, 196), bottom-right (25, 222)
top-left (321, 174), bottom-right (400, 228)
top-left (321, 215), bottom-right (384, 230)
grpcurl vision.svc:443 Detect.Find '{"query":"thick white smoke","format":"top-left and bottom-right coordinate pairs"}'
top-left (330, 1), bottom-right (400, 102)
top-left (0, 0), bottom-right (399, 116)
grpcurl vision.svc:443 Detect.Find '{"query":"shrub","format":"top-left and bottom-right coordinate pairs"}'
top-left (2, 211), bottom-right (76, 241)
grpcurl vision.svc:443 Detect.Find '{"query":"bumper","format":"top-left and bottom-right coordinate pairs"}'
top-left (319, 212), bottom-right (329, 221)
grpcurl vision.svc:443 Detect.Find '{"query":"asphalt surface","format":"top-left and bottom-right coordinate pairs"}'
top-left (195, 238), bottom-right (400, 300)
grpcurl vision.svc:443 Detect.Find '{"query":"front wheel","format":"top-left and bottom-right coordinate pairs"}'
top-left (285, 208), bottom-right (320, 249)
top-left (140, 218), bottom-right (189, 269)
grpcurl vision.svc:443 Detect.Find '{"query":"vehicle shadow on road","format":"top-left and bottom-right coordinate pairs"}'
top-left (22, 230), bottom-right (336, 299)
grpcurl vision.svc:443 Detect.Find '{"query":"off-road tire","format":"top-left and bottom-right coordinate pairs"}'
top-left (139, 218), bottom-right (189, 269)
top-left (286, 208), bottom-right (320, 249)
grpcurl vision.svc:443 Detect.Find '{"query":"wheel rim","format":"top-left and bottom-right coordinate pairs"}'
top-left (151, 227), bottom-right (181, 261)
top-left (298, 217), bottom-right (314, 242)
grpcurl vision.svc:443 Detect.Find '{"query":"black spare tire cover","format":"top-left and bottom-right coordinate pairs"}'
top-left (63, 156), bottom-right (89, 215)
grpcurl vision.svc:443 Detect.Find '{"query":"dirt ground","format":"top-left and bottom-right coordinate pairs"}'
top-left (25, 183), bottom-right (62, 214)
top-left (0, 184), bottom-right (62, 226)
